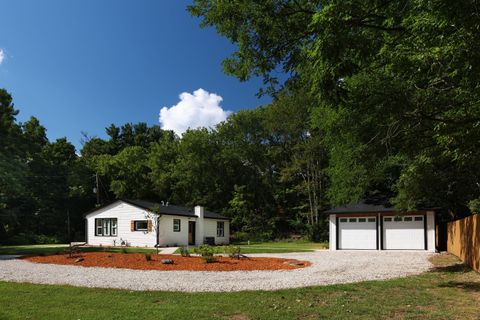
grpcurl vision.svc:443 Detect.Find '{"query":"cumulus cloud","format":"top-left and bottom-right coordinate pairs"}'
top-left (0, 49), bottom-right (4, 65)
top-left (159, 88), bottom-right (232, 136)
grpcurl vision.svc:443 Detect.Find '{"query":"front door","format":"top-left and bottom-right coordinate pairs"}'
top-left (188, 221), bottom-right (196, 245)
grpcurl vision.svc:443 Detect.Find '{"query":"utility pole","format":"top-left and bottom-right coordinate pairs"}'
top-left (67, 209), bottom-right (71, 242)
top-left (95, 172), bottom-right (100, 205)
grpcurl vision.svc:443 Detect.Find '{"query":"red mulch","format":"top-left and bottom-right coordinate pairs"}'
top-left (23, 252), bottom-right (311, 271)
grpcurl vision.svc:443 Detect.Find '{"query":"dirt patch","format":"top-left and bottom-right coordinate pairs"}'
top-left (23, 252), bottom-right (310, 271)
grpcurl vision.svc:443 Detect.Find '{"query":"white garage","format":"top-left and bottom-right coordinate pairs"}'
top-left (338, 217), bottom-right (377, 250)
top-left (382, 215), bottom-right (425, 250)
top-left (327, 201), bottom-right (436, 252)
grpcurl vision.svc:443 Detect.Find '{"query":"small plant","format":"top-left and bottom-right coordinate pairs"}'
top-left (195, 244), bottom-right (217, 263)
top-left (145, 254), bottom-right (152, 261)
top-left (121, 248), bottom-right (128, 254)
top-left (204, 256), bottom-right (216, 263)
top-left (224, 245), bottom-right (242, 259)
top-left (179, 246), bottom-right (190, 257)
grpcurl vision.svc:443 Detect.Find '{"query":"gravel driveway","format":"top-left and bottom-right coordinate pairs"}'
top-left (0, 251), bottom-right (432, 292)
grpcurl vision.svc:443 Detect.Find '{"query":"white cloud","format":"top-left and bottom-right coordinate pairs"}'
top-left (0, 49), bottom-right (4, 65)
top-left (159, 88), bottom-right (232, 136)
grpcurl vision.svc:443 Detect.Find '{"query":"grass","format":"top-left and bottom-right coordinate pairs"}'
top-left (0, 244), bottom-right (158, 255)
top-left (0, 253), bottom-right (478, 319)
top-left (177, 240), bottom-right (329, 254)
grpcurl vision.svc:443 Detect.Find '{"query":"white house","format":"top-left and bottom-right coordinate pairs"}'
top-left (327, 201), bottom-right (436, 252)
top-left (84, 199), bottom-right (230, 247)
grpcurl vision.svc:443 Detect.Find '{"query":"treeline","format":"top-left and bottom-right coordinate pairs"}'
top-left (0, 90), bottom-right (95, 244)
top-left (0, 89), bottom-right (327, 244)
top-left (2, 0), bottom-right (480, 244)
top-left (188, 1), bottom-right (480, 217)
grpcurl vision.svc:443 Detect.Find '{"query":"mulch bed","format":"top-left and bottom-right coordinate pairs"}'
top-left (23, 252), bottom-right (311, 271)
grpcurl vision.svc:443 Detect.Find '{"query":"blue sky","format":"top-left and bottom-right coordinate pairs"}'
top-left (0, 0), bottom-right (271, 151)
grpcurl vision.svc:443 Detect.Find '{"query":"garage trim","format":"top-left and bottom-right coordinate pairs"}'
top-left (327, 202), bottom-right (436, 252)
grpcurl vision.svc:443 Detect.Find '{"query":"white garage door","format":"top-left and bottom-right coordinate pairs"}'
top-left (383, 216), bottom-right (425, 250)
top-left (338, 217), bottom-right (377, 249)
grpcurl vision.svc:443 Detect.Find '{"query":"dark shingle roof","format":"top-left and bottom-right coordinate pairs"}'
top-left (122, 199), bottom-right (230, 220)
top-left (324, 200), bottom-right (397, 214)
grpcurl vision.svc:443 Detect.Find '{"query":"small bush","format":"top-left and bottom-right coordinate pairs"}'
top-left (179, 246), bottom-right (190, 257)
top-left (120, 248), bottom-right (128, 254)
top-left (204, 256), bottom-right (216, 263)
top-left (195, 244), bottom-right (215, 257)
top-left (145, 254), bottom-right (152, 261)
top-left (193, 244), bottom-right (218, 263)
top-left (224, 245), bottom-right (241, 259)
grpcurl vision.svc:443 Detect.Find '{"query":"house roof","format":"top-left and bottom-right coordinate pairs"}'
top-left (85, 199), bottom-right (230, 220)
top-left (324, 200), bottom-right (397, 215)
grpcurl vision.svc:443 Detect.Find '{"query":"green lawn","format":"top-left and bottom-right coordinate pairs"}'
top-left (179, 241), bottom-right (328, 254)
top-left (0, 244), bottom-right (158, 255)
top-left (0, 254), bottom-right (478, 319)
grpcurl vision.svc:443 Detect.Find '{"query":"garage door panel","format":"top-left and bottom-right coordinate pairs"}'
top-left (339, 218), bottom-right (377, 250)
top-left (383, 216), bottom-right (425, 250)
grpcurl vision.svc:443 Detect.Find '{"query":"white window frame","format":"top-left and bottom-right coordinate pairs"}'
top-left (217, 221), bottom-right (225, 237)
top-left (173, 219), bottom-right (181, 232)
top-left (95, 218), bottom-right (117, 237)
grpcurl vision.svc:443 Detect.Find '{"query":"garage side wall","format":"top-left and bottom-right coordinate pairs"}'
top-left (427, 211), bottom-right (436, 252)
top-left (329, 214), bottom-right (337, 250)
top-left (86, 202), bottom-right (157, 247)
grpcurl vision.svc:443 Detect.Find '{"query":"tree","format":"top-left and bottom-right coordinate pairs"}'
top-left (190, 1), bottom-right (480, 217)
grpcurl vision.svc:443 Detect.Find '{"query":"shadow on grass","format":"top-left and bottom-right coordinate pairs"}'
top-left (432, 263), bottom-right (472, 273)
top-left (438, 281), bottom-right (480, 292)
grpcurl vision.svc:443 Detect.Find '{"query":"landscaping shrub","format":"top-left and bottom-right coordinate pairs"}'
top-left (145, 254), bottom-right (152, 261)
top-left (204, 256), bottom-right (216, 263)
top-left (179, 246), bottom-right (190, 257)
top-left (224, 245), bottom-right (241, 259)
top-left (194, 244), bottom-right (217, 263)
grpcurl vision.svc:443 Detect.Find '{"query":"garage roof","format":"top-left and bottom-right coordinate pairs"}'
top-left (325, 200), bottom-right (397, 214)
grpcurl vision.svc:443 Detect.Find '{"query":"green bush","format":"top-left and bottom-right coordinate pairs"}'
top-left (224, 245), bottom-right (241, 259)
top-left (194, 244), bottom-right (217, 263)
top-left (33, 234), bottom-right (63, 244)
top-left (204, 256), bottom-right (216, 263)
top-left (179, 246), bottom-right (190, 257)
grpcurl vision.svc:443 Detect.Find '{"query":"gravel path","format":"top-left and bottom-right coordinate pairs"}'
top-left (0, 251), bottom-right (432, 292)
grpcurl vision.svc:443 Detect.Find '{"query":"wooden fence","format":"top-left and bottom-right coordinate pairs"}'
top-left (447, 213), bottom-right (480, 272)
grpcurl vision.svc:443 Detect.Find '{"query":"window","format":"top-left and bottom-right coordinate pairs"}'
top-left (95, 218), bottom-right (117, 236)
top-left (358, 218), bottom-right (366, 222)
top-left (173, 219), bottom-right (181, 232)
top-left (414, 216), bottom-right (423, 221)
top-left (134, 220), bottom-right (148, 231)
top-left (349, 218), bottom-right (357, 222)
top-left (217, 221), bottom-right (225, 237)
top-left (339, 218), bottom-right (347, 223)
top-left (404, 217), bottom-right (413, 222)
top-left (384, 217), bottom-right (392, 222)
top-left (367, 218), bottom-right (376, 222)
top-left (394, 216), bottom-right (402, 222)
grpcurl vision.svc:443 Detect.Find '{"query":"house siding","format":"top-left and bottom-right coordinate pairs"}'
top-left (85, 200), bottom-right (231, 247)
top-left (85, 201), bottom-right (157, 247)
top-left (204, 219), bottom-right (230, 244)
top-left (157, 215), bottom-right (193, 247)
